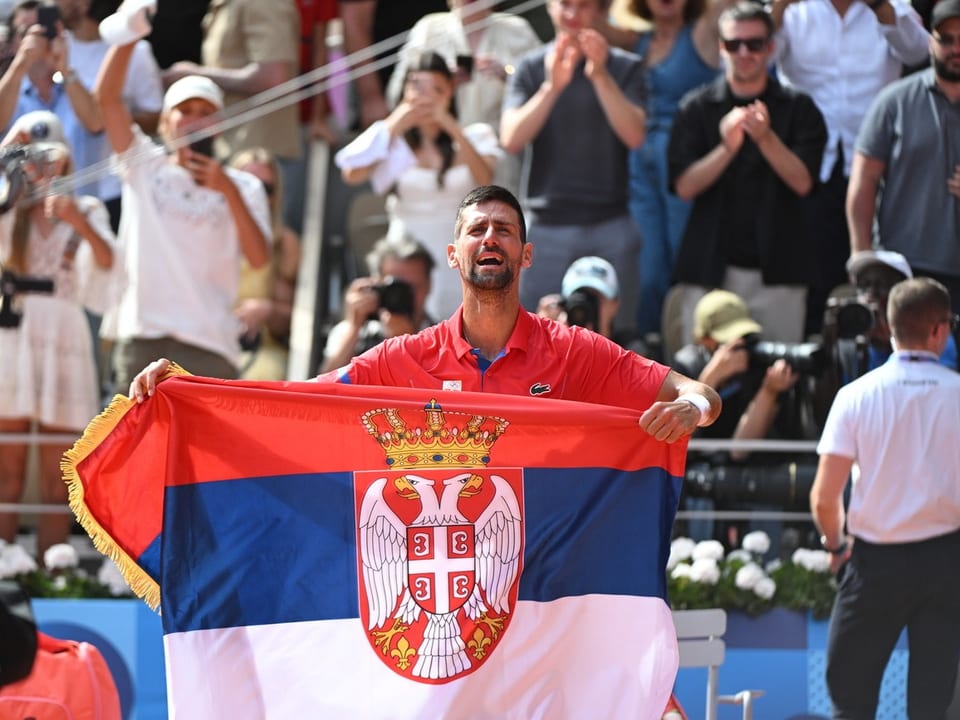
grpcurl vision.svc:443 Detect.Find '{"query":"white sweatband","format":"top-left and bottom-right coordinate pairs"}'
top-left (677, 393), bottom-right (711, 427)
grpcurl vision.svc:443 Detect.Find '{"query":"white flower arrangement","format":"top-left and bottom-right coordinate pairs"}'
top-left (0, 541), bottom-right (132, 599)
top-left (668, 531), bottom-right (836, 619)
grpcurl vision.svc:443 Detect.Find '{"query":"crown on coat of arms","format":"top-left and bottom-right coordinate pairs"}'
top-left (361, 399), bottom-right (508, 469)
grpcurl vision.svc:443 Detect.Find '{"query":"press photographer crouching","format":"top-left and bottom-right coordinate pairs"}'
top-left (320, 235), bottom-right (436, 373)
top-left (673, 290), bottom-right (817, 554)
top-left (537, 256), bottom-right (652, 356)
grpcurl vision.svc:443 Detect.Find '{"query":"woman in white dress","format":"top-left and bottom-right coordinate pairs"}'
top-left (385, 0), bottom-right (542, 194)
top-left (0, 111), bottom-right (117, 559)
top-left (336, 51), bottom-right (501, 321)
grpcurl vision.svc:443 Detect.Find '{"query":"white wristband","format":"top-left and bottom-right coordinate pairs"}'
top-left (677, 393), bottom-right (711, 427)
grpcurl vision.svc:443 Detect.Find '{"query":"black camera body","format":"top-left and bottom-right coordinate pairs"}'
top-left (563, 288), bottom-right (599, 330)
top-left (824, 296), bottom-right (876, 339)
top-left (372, 276), bottom-right (415, 316)
top-left (744, 334), bottom-right (828, 376)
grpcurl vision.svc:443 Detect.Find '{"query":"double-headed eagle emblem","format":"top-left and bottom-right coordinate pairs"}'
top-left (357, 400), bottom-right (523, 682)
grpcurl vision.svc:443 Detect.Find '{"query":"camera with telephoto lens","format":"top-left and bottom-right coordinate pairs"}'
top-left (563, 288), bottom-right (599, 330)
top-left (372, 276), bottom-right (415, 316)
top-left (823, 296), bottom-right (876, 339)
top-left (744, 334), bottom-right (828, 376)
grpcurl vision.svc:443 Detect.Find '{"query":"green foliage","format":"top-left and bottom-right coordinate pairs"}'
top-left (15, 569), bottom-right (119, 599)
top-left (667, 536), bottom-right (836, 620)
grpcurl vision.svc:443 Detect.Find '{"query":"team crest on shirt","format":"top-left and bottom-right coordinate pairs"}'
top-left (355, 400), bottom-right (524, 683)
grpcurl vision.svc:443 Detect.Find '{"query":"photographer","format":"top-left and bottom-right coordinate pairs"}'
top-left (673, 290), bottom-right (806, 549)
top-left (674, 290), bottom-right (801, 451)
top-left (537, 256), bottom-right (654, 358)
top-left (320, 235), bottom-right (435, 373)
top-left (833, 250), bottom-right (957, 383)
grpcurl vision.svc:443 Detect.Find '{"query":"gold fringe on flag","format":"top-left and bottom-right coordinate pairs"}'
top-left (60, 362), bottom-right (191, 612)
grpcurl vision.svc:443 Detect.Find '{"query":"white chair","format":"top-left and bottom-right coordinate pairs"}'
top-left (673, 609), bottom-right (765, 720)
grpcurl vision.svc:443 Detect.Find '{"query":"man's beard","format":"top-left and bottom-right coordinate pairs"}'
top-left (934, 55), bottom-right (960, 83)
top-left (468, 264), bottom-right (514, 291)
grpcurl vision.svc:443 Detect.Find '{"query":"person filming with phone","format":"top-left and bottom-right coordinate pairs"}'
top-left (92, 26), bottom-right (270, 390)
top-left (0, 1), bottom-right (103, 142)
top-left (319, 235), bottom-right (436, 373)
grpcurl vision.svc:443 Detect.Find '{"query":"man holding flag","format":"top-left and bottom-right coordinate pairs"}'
top-left (132, 185), bottom-right (719, 432)
top-left (104, 185), bottom-right (719, 719)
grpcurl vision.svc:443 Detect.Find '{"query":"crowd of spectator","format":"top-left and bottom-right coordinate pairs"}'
top-left (0, 0), bottom-right (955, 564)
top-left (0, 1), bottom-right (956, 715)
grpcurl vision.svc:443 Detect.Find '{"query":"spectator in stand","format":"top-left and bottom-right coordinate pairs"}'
top-left (770, 0), bottom-right (929, 336)
top-left (93, 35), bottom-right (271, 389)
top-left (500, 0), bottom-right (646, 330)
top-left (320, 234), bottom-right (435, 373)
top-left (0, 1), bottom-right (103, 147)
top-left (335, 50), bottom-right (499, 321)
top-left (666, 2), bottom-right (826, 349)
top-left (386, 0), bottom-right (541, 192)
top-left (0, 112), bottom-right (117, 559)
top-left (161, 0), bottom-right (303, 228)
top-left (58, 0), bottom-right (163, 230)
top-left (847, 0), bottom-right (960, 331)
top-left (339, 0), bottom-right (446, 130)
top-left (230, 147), bottom-right (301, 381)
top-left (598, 0), bottom-right (730, 337)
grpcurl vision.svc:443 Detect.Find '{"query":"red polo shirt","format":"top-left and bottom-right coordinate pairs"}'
top-left (320, 307), bottom-right (670, 412)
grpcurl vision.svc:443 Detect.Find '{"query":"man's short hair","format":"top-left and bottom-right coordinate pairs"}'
top-left (887, 277), bottom-right (951, 346)
top-left (454, 185), bottom-right (526, 244)
top-left (365, 235), bottom-right (435, 278)
top-left (719, 1), bottom-right (775, 37)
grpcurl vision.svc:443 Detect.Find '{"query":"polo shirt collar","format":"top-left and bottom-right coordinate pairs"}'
top-left (444, 305), bottom-right (531, 361)
top-left (891, 349), bottom-right (940, 363)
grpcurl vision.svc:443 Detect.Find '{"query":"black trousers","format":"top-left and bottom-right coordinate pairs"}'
top-left (803, 158), bottom-right (850, 338)
top-left (826, 529), bottom-right (960, 719)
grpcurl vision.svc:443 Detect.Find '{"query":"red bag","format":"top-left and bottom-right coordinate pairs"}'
top-left (0, 632), bottom-right (121, 720)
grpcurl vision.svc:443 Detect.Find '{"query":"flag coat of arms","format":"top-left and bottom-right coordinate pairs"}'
top-left (63, 370), bottom-right (687, 719)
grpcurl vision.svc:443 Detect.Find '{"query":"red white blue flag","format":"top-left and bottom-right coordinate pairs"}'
top-left (64, 368), bottom-right (686, 719)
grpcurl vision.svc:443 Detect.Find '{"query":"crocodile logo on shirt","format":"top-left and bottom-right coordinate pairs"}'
top-left (529, 383), bottom-right (552, 396)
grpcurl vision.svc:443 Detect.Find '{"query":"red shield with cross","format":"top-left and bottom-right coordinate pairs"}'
top-left (406, 524), bottom-right (476, 615)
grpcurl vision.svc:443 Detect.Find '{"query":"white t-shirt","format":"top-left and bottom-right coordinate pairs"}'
top-left (67, 36), bottom-right (163, 201)
top-left (107, 126), bottom-right (272, 366)
top-left (817, 350), bottom-right (960, 543)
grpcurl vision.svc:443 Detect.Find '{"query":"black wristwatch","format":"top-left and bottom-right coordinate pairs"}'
top-left (820, 535), bottom-right (848, 555)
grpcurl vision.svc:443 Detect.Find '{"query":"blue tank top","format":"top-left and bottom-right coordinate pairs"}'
top-left (635, 24), bottom-right (718, 132)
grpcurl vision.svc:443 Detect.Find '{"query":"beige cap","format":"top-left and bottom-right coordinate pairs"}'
top-left (694, 290), bottom-right (763, 343)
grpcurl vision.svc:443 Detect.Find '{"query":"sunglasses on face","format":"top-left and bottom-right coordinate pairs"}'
top-left (721, 37), bottom-right (769, 53)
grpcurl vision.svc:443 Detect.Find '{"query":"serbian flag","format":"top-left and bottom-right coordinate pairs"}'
top-left (63, 366), bottom-right (687, 719)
